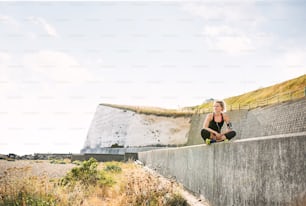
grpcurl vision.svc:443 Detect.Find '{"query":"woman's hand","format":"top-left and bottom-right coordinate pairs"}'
top-left (222, 129), bottom-right (232, 135)
top-left (215, 133), bottom-right (227, 141)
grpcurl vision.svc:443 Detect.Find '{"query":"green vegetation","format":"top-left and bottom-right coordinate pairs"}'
top-left (103, 162), bottom-right (122, 173)
top-left (166, 193), bottom-right (188, 206)
top-left (60, 157), bottom-right (115, 188)
top-left (72, 160), bottom-right (82, 165)
top-left (49, 158), bottom-right (66, 164)
top-left (2, 192), bottom-right (57, 206)
top-left (110, 143), bottom-right (124, 148)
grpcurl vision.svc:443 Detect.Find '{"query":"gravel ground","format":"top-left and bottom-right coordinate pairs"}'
top-left (0, 160), bottom-right (75, 178)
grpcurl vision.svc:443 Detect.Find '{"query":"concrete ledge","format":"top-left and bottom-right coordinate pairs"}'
top-left (138, 132), bottom-right (306, 206)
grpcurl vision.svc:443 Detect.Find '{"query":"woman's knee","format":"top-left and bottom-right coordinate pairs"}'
top-left (225, 130), bottom-right (236, 139)
top-left (201, 129), bottom-right (210, 140)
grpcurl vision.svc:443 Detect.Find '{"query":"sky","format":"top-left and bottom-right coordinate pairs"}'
top-left (0, 0), bottom-right (305, 155)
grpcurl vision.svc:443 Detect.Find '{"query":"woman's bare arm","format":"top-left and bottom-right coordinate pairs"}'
top-left (221, 114), bottom-right (232, 135)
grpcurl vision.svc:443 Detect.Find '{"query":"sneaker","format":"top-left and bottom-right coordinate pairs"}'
top-left (205, 138), bottom-right (211, 145)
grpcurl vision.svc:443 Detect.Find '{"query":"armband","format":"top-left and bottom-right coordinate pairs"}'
top-left (227, 122), bottom-right (233, 129)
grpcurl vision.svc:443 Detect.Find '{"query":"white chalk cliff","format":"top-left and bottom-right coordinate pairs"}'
top-left (82, 105), bottom-right (191, 152)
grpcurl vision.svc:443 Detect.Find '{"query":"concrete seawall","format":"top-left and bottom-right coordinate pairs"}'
top-left (138, 132), bottom-right (306, 206)
top-left (187, 98), bottom-right (306, 145)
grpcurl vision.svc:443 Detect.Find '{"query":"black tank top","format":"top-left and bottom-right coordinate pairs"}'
top-left (208, 113), bottom-right (224, 133)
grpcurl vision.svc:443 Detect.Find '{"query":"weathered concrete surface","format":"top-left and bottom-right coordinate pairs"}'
top-left (188, 98), bottom-right (306, 145)
top-left (240, 98), bottom-right (306, 138)
top-left (138, 132), bottom-right (306, 206)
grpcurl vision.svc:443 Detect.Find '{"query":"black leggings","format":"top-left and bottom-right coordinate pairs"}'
top-left (201, 129), bottom-right (236, 141)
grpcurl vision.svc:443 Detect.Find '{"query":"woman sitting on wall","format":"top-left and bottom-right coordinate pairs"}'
top-left (201, 100), bottom-right (236, 145)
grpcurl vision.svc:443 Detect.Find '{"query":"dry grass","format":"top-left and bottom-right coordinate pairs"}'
top-left (0, 159), bottom-right (187, 206)
top-left (193, 74), bottom-right (306, 111)
top-left (115, 163), bottom-right (186, 206)
top-left (100, 103), bottom-right (193, 117)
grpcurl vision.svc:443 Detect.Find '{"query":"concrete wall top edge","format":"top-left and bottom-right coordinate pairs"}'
top-left (138, 131), bottom-right (306, 154)
top-left (236, 131), bottom-right (306, 143)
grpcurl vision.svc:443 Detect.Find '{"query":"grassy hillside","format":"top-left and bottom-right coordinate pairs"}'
top-left (193, 74), bottom-right (306, 111)
top-left (100, 74), bottom-right (305, 116)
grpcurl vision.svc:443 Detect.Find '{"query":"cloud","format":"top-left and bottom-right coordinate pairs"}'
top-left (0, 52), bottom-right (20, 96)
top-left (181, 2), bottom-right (251, 22)
top-left (203, 25), bottom-right (254, 54)
top-left (0, 15), bottom-right (57, 38)
top-left (278, 50), bottom-right (306, 79)
top-left (180, 1), bottom-right (265, 24)
top-left (28, 16), bottom-right (58, 37)
top-left (180, 2), bottom-right (268, 54)
top-left (23, 50), bottom-right (93, 82)
top-left (0, 52), bottom-right (11, 81)
top-left (0, 15), bottom-right (19, 27)
top-left (0, 52), bottom-right (11, 62)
